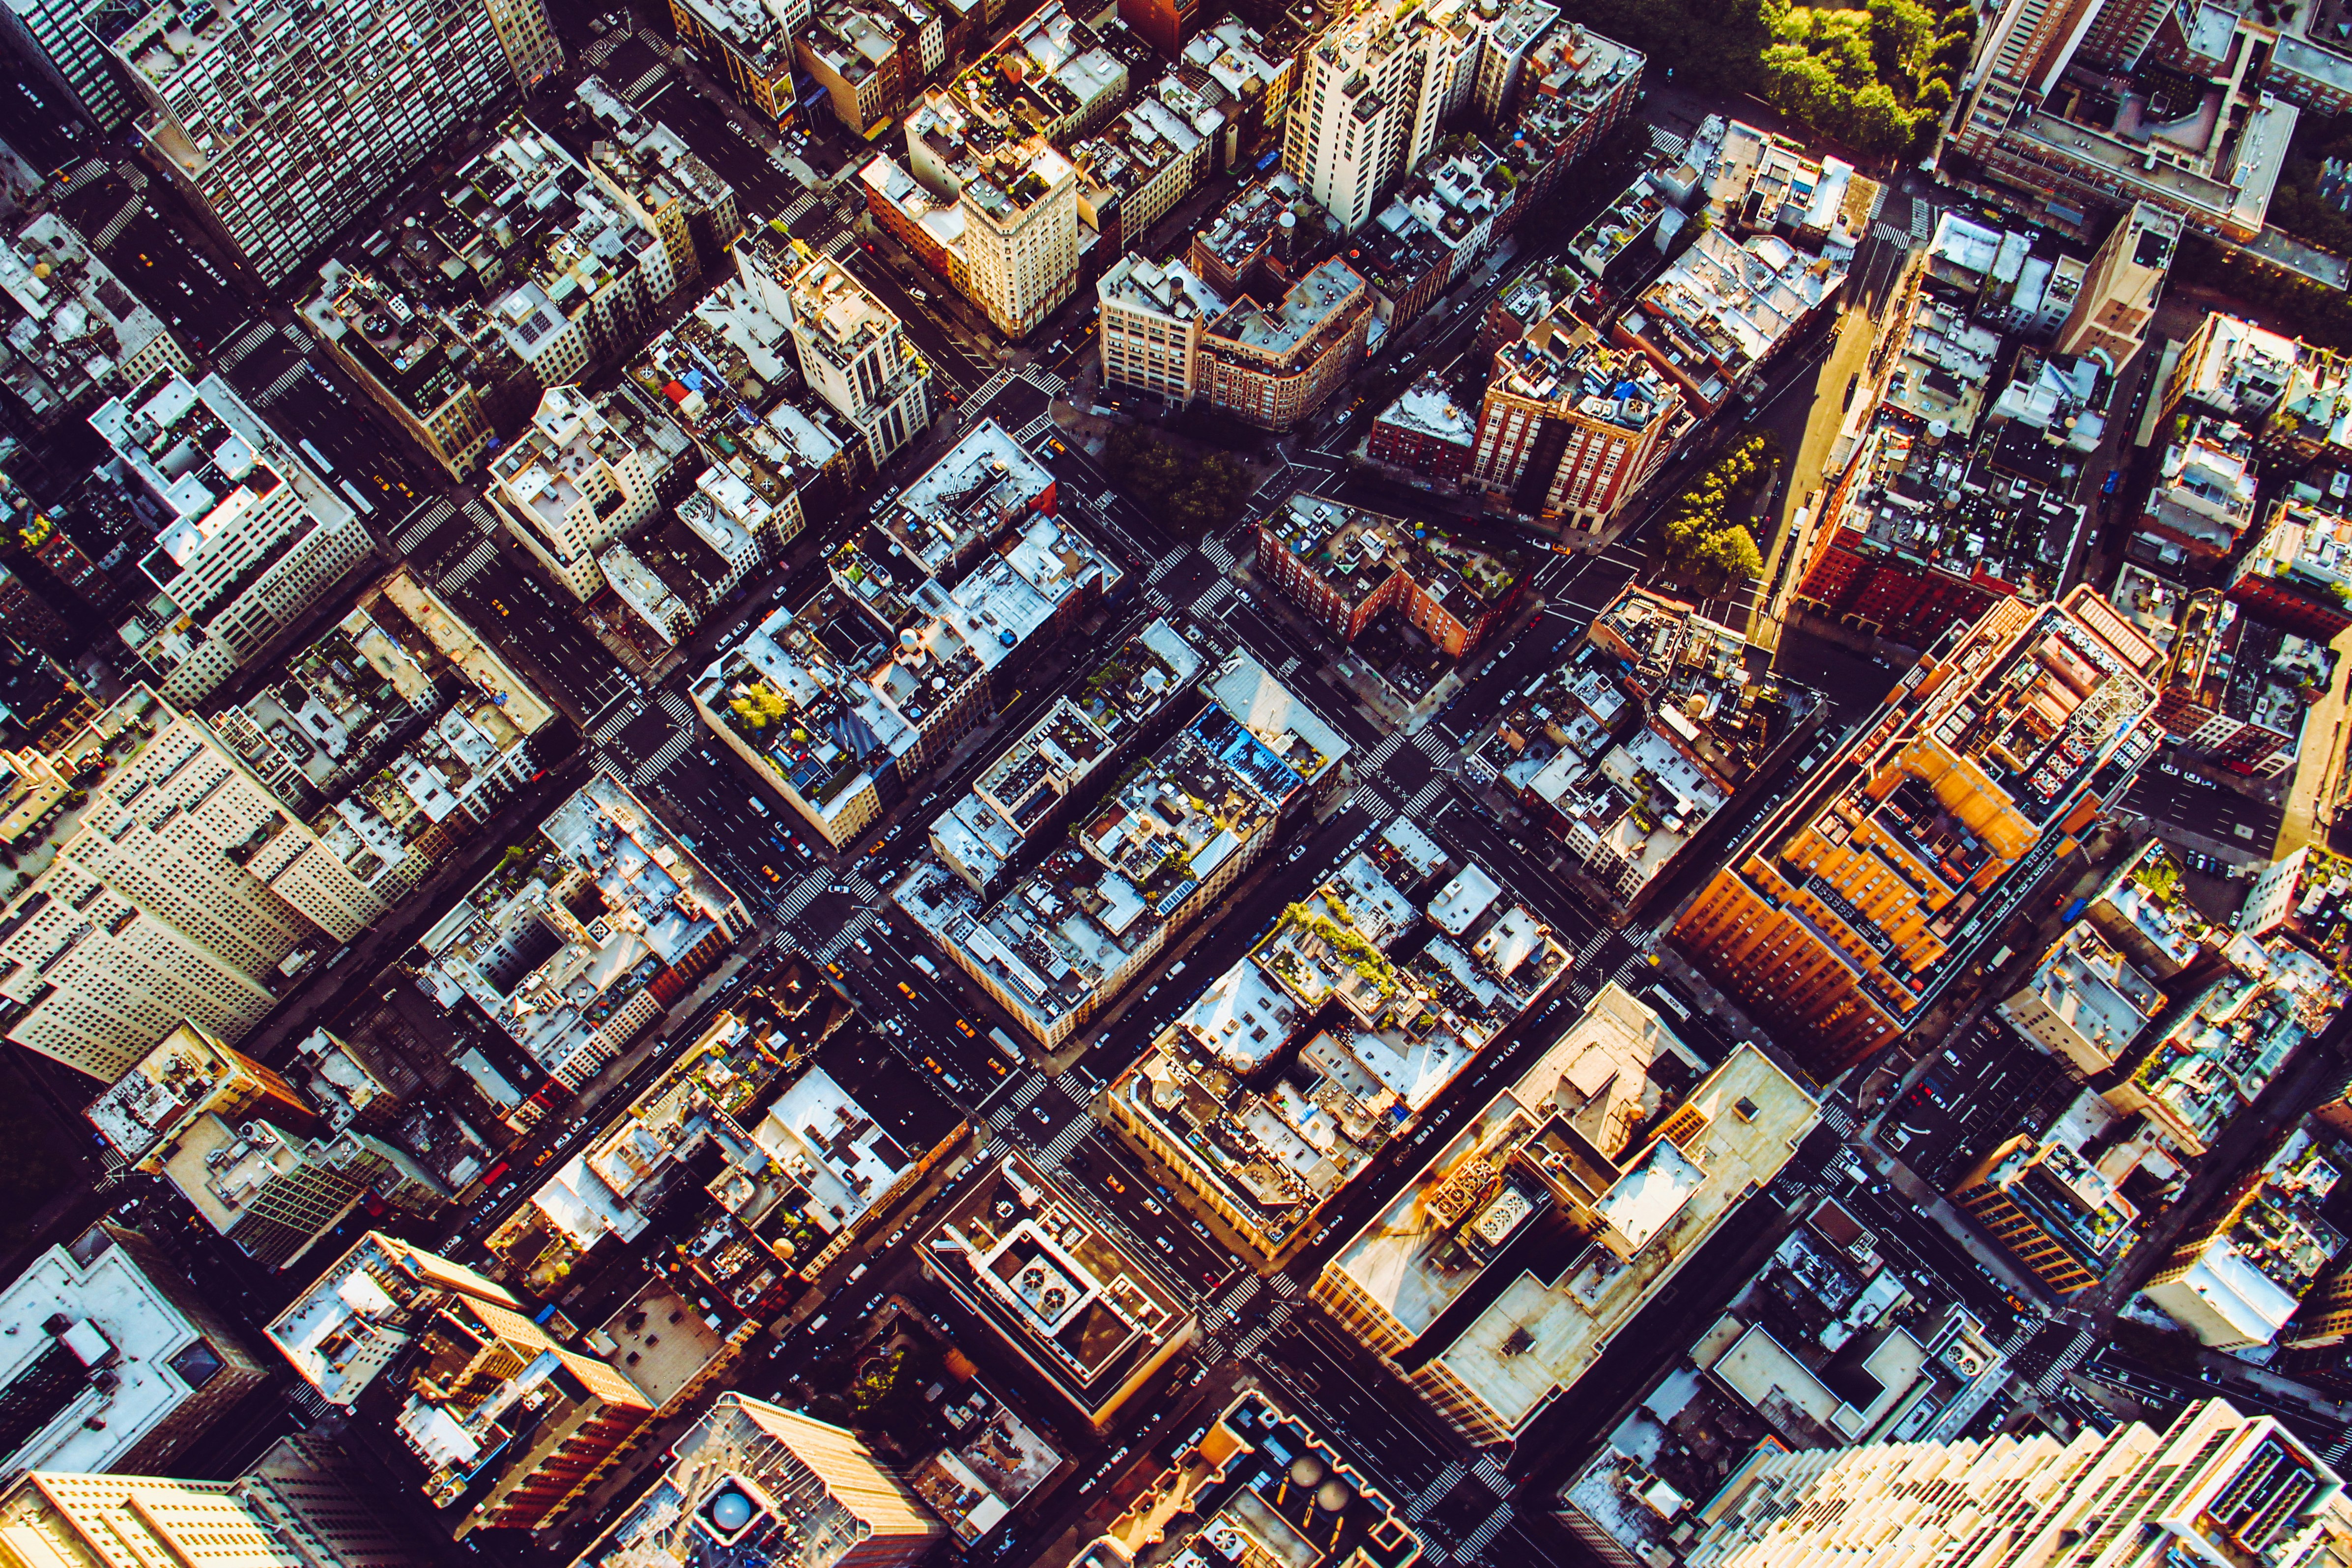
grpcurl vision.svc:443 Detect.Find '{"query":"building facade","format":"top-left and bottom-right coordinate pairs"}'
top-left (1673, 587), bottom-right (2166, 1078)
top-left (95, 0), bottom-right (560, 285)
top-left (0, 686), bottom-right (394, 1080)
top-left (92, 373), bottom-right (375, 706)
top-left (1281, 0), bottom-right (1452, 231)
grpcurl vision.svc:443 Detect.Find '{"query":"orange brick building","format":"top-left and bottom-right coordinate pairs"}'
top-left (1672, 585), bottom-right (2165, 1078)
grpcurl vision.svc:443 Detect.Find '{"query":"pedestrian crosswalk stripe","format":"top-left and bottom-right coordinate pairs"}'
top-left (395, 498), bottom-right (455, 555)
top-left (442, 537), bottom-right (497, 590)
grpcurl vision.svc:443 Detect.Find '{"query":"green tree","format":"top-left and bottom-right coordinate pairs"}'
top-left (1846, 82), bottom-right (1916, 153)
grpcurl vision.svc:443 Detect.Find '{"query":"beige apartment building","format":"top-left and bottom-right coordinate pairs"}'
top-left (95, 0), bottom-right (561, 285)
top-left (486, 384), bottom-right (672, 599)
top-left (0, 686), bottom-right (393, 1080)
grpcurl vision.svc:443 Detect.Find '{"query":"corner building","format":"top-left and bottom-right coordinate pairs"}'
top-left (1673, 585), bottom-right (2164, 1079)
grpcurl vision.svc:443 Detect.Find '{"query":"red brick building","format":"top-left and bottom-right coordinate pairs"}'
top-left (1366, 373), bottom-right (1478, 483)
top-left (1256, 493), bottom-right (1525, 656)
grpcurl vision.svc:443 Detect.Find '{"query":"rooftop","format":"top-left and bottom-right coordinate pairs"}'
top-left (1320, 985), bottom-right (1817, 1437)
top-left (1112, 840), bottom-right (1564, 1252)
top-left (1487, 304), bottom-right (1679, 436)
top-left (1205, 255), bottom-right (1366, 361)
top-left (2124, 933), bottom-right (2345, 1153)
top-left (1261, 493), bottom-right (1521, 621)
top-left (886, 419), bottom-right (1057, 577)
top-left (0, 1225), bottom-right (248, 1475)
top-left (1372, 371), bottom-right (1477, 448)
top-left (921, 1151), bottom-right (1192, 1419)
top-left (1080, 1390), bottom-right (1421, 1568)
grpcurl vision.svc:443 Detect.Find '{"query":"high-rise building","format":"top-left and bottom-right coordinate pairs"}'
top-left (1682, 1398), bottom-right (2340, 1568)
top-left (0, 0), bottom-right (135, 131)
top-left (1470, 301), bottom-right (1687, 531)
top-left (91, 0), bottom-right (561, 286)
top-left (920, 1153), bottom-right (1196, 1431)
top-left (749, 234), bottom-right (935, 472)
top-left (1312, 984), bottom-right (1815, 1445)
top-left (1950, 1134), bottom-right (2141, 1295)
top-left (90, 372), bottom-right (375, 706)
top-left (90, 1023), bottom-right (445, 1271)
top-left (955, 138), bottom-right (1081, 339)
top-left (576, 1392), bottom-right (943, 1568)
top-left (1469, 0), bottom-right (1558, 125)
top-left (0, 1434), bottom-right (429, 1567)
top-left (1947, 0), bottom-right (2286, 243)
top-left (0, 1221), bottom-right (273, 1478)
top-left (574, 76), bottom-right (743, 300)
top-left (2056, 201), bottom-right (2180, 370)
top-left (1281, 0), bottom-right (1454, 231)
top-left (0, 686), bottom-right (395, 1081)
top-left (267, 1232), bottom-right (652, 1539)
top-left (666, 0), bottom-right (809, 131)
top-left (1673, 586), bottom-right (2165, 1078)
top-left (486, 384), bottom-right (672, 600)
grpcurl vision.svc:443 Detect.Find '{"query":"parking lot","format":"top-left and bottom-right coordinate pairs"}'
top-left (1878, 1015), bottom-right (2083, 1191)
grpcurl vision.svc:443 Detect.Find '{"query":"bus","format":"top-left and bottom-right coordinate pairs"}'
top-left (338, 478), bottom-right (374, 514)
top-left (297, 437), bottom-right (334, 474)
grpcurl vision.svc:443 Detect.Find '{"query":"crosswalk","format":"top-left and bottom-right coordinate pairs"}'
top-left (91, 195), bottom-right (141, 249)
top-left (1012, 411), bottom-right (1056, 445)
top-left (659, 689), bottom-right (696, 726)
top-left (988, 1071), bottom-right (1049, 1129)
top-left (1192, 579), bottom-right (1233, 618)
top-left (1403, 779), bottom-right (1448, 817)
top-left (1023, 364), bottom-right (1068, 395)
top-left (1219, 1274), bottom-right (1263, 1315)
top-left (1267, 1270), bottom-right (1295, 1298)
top-left (1146, 548), bottom-right (1191, 585)
top-left (1039, 1114), bottom-right (1093, 1166)
top-left (1198, 535), bottom-right (1237, 571)
top-left (1229, 1298), bottom-right (1291, 1359)
top-left (772, 871), bottom-right (832, 926)
top-left (442, 537), bottom-right (497, 591)
top-left (1456, 1502), bottom-right (1514, 1561)
top-left (582, 24), bottom-right (632, 63)
top-left (1349, 781), bottom-right (1394, 818)
top-left (56, 159), bottom-right (112, 198)
top-left (463, 497), bottom-right (500, 535)
top-left (590, 700), bottom-right (640, 744)
top-left (1411, 728), bottom-right (1457, 767)
top-left (970, 366), bottom-right (1016, 406)
top-left (777, 191), bottom-right (818, 227)
top-left (632, 725), bottom-right (695, 785)
top-left (257, 360), bottom-right (308, 402)
top-left (810, 906), bottom-right (877, 961)
top-left (623, 62), bottom-right (669, 100)
top-left (1911, 197), bottom-right (1936, 241)
top-left (1405, 1461), bottom-right (1466, 1521)
top-left (1474, 1453), bottom-right (1511, 1494)
top-left (220, 319), bottom-right (277, 369)
top-left (395, 498), bottom-right (457, 556)
top-left (2032, 1325), bottom-right (2096, 1396)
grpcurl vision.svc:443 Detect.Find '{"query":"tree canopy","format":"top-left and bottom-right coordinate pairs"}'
top-left (1662, 433), bottom-right (1778, 595)
top-left (1757, 0), bottom-right (1974, 155)
top-left (1104, 426), bottom-right (1258, 539)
